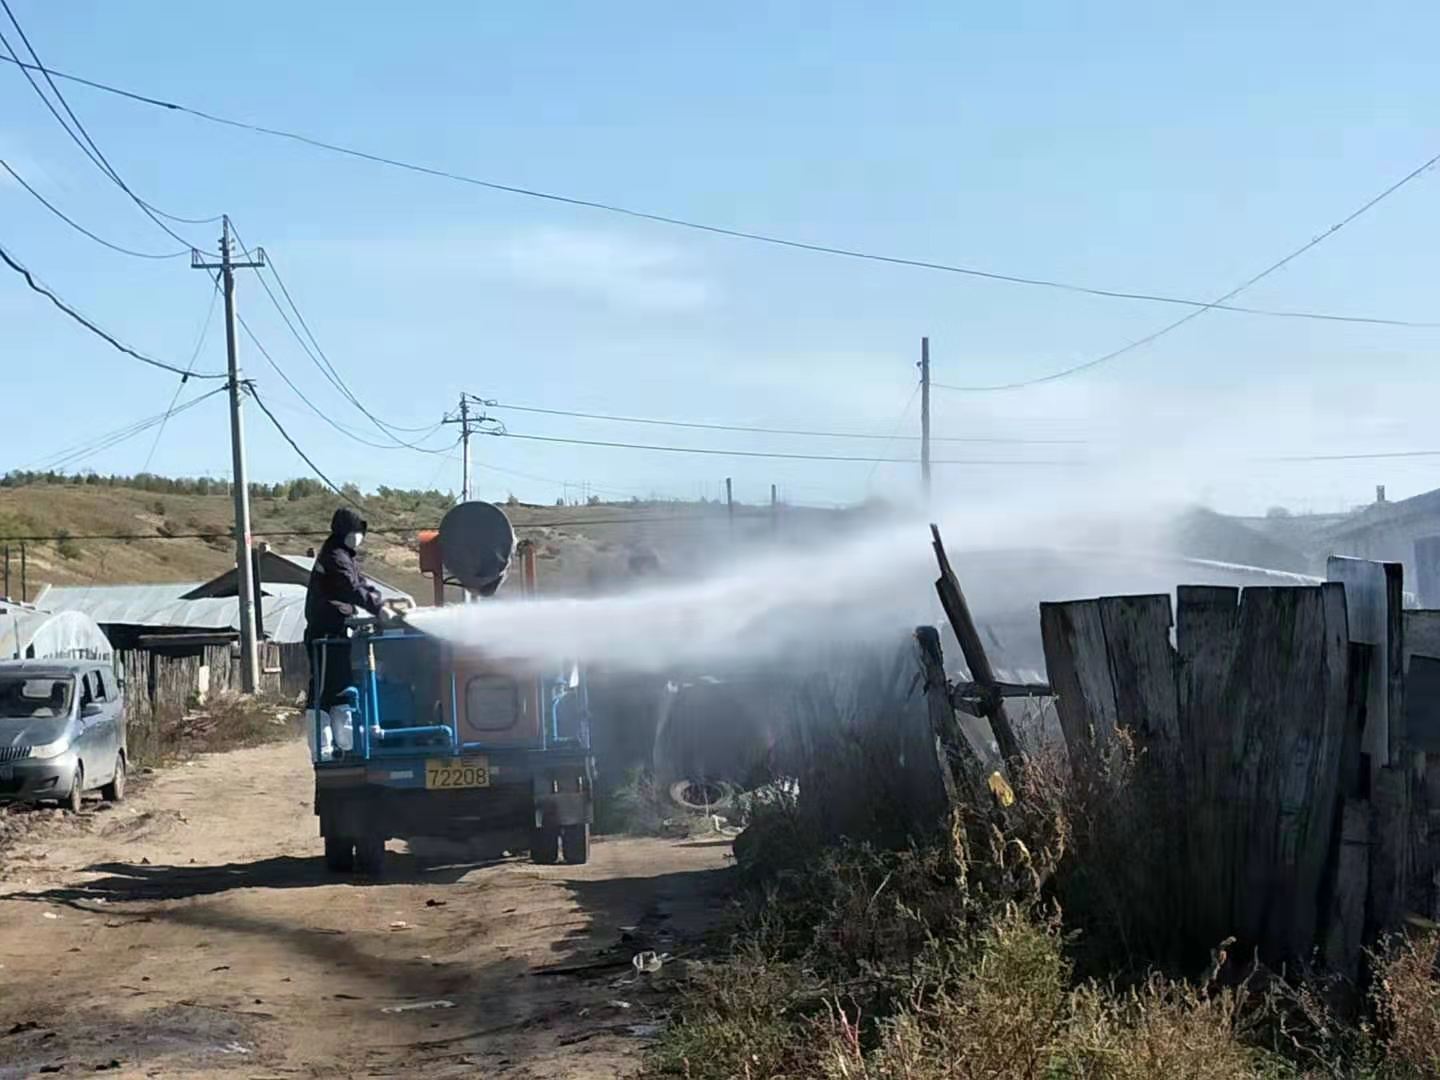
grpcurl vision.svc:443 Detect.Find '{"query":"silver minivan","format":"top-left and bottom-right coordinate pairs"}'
top-left (0, 659), bottom-right (127, 811)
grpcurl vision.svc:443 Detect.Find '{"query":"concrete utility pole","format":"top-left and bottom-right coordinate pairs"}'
top-left (443, 395), bottom-right (480, 502)
top-left (770, 483), bottom-right (778, 536)
top-left (459, 395), bottom-right (472, 502)
top-left (192, 217), bottom-right (266, 694)
top-left (726, 477), bottom-right (734, 535)
top-left (919, 336), bottom-right (932, 502)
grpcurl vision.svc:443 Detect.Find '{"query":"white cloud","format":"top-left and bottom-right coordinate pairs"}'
top-left (500, 226), bottom-right (713, 312)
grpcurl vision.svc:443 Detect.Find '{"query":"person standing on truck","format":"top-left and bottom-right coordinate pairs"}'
top-left (304, 507), bottom-right (384, 710)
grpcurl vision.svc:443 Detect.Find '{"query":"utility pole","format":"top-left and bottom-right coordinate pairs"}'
top-left (443, 395), bottom-right (485, 502)
top-left (770, 483), bottom-right (778, 537)
top-left (726, 477), bottom-right (734, 535)
top-left (919, 336), bottom-right (932, 502)
top-left (192, 216), bottom-right (266, 694)
top-left (459, 395), bottom-right (472, 502)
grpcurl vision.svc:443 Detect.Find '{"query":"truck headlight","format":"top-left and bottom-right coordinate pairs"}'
top-left (28, 737), bottom-right (69, 760)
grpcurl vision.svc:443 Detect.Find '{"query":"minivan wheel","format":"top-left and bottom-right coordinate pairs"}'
top-left (65, 764), bottom-right (84, 813)
top-left (102, 753), bottom-right (126, 803)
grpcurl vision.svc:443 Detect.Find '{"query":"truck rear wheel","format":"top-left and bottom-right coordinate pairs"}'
top-left (354, 835), bottom-right (386, 877)
top-left (530, 826), bottom-right (560, 865)
top-left (562, 823), bottom-right (590, 865)
top-left (324, 836), bottom-right (354, 872)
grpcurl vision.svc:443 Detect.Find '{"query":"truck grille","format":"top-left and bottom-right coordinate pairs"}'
top-left (0, 746), bottom-right (32, 763)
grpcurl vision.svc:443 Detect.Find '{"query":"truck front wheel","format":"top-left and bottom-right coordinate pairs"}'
top-left (531, 826), bottom-right (560, 865)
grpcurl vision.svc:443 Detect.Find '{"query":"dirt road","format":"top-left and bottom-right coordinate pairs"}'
top-left (0, 740), bottom-right (733, 1078)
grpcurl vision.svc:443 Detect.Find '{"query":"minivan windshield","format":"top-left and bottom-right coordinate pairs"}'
top-left (0, 676), bottom-right (74, 720)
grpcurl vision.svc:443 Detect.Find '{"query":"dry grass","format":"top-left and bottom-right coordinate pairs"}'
top-left (649, 739), bottom-right (1440, 1080)
top-left (128, 691), bottom-right (303, 766)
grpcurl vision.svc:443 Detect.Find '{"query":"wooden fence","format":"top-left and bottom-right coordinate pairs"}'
top-left (1036, 556), bottom-right (1431, 981)
top-left (114, 641), bottom-right (302, 762)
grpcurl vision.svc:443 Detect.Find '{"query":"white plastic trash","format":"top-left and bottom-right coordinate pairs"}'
top-left (305, 709), bottom-right (335, 762)
top-left (330, 704), bottom-right (355, 752)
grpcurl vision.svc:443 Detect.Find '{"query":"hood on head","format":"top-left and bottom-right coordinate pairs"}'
top-left (330, 507), bottom-right (368, 540)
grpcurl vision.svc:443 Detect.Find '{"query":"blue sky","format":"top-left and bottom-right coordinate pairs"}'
top-left (2, 1), bottom-right (1437, 514)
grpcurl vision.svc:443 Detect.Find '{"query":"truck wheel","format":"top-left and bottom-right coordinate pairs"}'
top-left (530, 826), bottom-right (560, 865)
top-left (562, 823), bottom-right (590, 866)
top-left (354, 835), bottom-right (386, 877)
top-left (324, 836), bottom-right (355, 873)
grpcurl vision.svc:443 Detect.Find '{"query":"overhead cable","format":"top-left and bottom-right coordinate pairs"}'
top-left (246, 383), bottom-right (368, 511)
top-left (0, 53), bottom-right (1435, 330)
top-left (0, 4), bottom-right (210, 245)
top-left (0, 160), bottom-right (189, 259)
top-left (934, 151), bottom-right (1440, 392)
top-left (143, 278), bottom-right (222, 471)
top-left (236, 313), bottom-right (450, 454)
top-left (0, 240), bottom-right (227, 379)
top-left (490, 429), bottom-right (1083, 466)
top-left (477, 395), bottom-right (1086, 445)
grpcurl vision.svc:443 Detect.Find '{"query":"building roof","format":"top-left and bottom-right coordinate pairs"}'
top-left (182, 550), bottom-right (410, 603)
top-left (29, 550), bottom-right (412, 646)
top-left (32, 583), bottom-right (311, 643)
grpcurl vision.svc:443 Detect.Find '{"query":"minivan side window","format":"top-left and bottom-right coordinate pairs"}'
top-left (80, 673), bottom-right (96, 707)
top-left (94, 669), bottom-right (114, 702)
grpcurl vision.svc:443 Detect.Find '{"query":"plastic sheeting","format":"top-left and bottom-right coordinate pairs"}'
top-left (0, 603), bottom-right (112, 662)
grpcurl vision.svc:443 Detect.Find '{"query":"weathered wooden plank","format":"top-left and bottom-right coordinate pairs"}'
top-left (1097, 594), bottom-right (1179, 770)
top-left (1371, 765), bottom-right (1410, 937)
top-left (1175, 586), bottom-right (1240, 949)
top-left (930, 525), bottom-right (1023, 765)
top-left (1223, 586), bottom-right (1349, 965)
top-left (1328, 556), bottom-right (1399, 768)
top-left (1323, 799), bottom-right (1371, 982)
top-left (1040, 600), bottom-right (1120, 780)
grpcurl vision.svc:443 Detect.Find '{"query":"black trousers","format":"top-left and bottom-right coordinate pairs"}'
top-left (305, 635), bottom-right (354, 709)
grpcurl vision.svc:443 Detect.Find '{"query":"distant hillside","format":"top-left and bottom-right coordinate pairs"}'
top-left (0, 479), bottom-right (857, 603)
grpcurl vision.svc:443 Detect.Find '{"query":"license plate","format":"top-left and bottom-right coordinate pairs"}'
top-left (425, 757), bottom-right (490, 790)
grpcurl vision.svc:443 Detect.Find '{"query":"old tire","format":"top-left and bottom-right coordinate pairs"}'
top-left (530, 826), bottom-right (560, 865)
top-left (354, 835), bottom-right (386, 877)
top-left (562, 823), bottom-right (591, 866)
top-left (102, 753), bottom-right (126, 803)
top-left (65, 764), bottom-right (84, 813)
top-left (324, 836), bottom-right (355, 873)
top-left (666, 778), bottom-right (738, 813)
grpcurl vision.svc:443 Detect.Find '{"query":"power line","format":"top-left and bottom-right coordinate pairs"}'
top-left (245, 382), bottom-right (367, 511)
top-left (224, 220), bottom-right (447, 447)
top-left (32, 385), bottom-right (228, 472)
top-left (864, 384), bottom-right (922, 490)
top-left (0, 159), bottom-right (189, 259)
top-left (235, 311), bottom-right (450, 454)
top-left (0, 239), bottom-right (227, 379)
top-left (478, 394), bottom-right (1085, 445)
top-left (0, 3), bottom-right (207, 245)
top-left (490, 429), bottom-right (1084, 466)
top-left (143, 278), bottom-right (222, 472)
top-left (935, 151), bottom-right (1440, 392)
top-left (0, 54), bottom-right (1435, 332)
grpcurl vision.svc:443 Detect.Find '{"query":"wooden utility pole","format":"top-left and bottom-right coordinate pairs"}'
top-left (192, 217), bottom-right (266, 694)
top-left (726, 478), bottom-right (734, 534)
top-left (770, 483), bottom-right (778, 536)
top-left (919, 337), bottom-right (932, 501)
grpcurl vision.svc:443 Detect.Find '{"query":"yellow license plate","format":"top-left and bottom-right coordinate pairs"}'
top-left (425, 757), bottom-right (490, 790)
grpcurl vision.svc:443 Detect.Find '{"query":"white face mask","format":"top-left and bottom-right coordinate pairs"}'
top-left (346, 531), bottom-right (364, 550)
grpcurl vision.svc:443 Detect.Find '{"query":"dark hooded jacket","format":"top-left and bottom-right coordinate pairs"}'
top-left (304, 507), bottom-right (383, 640)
